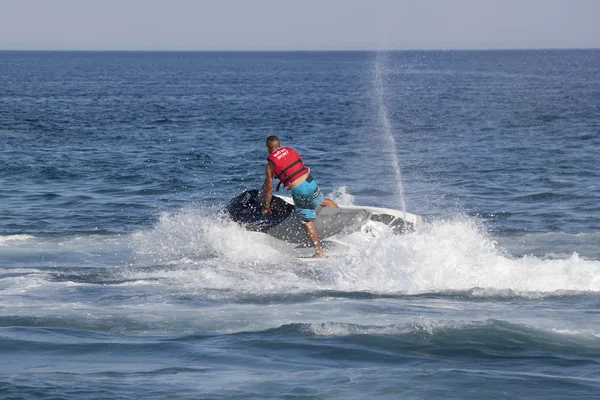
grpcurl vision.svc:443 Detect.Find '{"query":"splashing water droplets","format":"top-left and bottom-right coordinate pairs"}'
top-left (373, 51), bottom-right (407, 221)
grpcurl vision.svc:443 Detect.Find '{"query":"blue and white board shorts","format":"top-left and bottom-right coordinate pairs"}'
top-left (290, 177), bottom-right (324, 221)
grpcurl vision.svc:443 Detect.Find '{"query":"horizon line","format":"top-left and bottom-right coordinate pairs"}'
top-left (1, 47), bottom-right (599, 53)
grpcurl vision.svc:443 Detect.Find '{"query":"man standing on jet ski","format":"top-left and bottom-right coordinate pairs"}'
top-left (262, 136), bottom-right (339, 258)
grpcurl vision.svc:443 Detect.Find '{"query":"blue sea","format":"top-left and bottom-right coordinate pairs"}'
top-left (1, 50), bottom-right (599, 399)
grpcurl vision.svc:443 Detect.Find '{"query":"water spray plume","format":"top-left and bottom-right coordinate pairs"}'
top-left (373, 51), bottom-right (407, 223)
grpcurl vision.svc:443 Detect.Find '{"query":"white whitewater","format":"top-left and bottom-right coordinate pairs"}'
top-left (129, 207), bottom-right (600, 296)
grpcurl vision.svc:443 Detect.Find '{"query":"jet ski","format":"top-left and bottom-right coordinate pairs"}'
top-left (223, 189), bottom-right (422, 247)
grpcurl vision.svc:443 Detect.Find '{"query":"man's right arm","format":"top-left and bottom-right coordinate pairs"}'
top-left (263, 162), bottom-right (274, 215)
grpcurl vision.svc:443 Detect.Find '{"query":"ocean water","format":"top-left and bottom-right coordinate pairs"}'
top-left (1, 50), bottom-right (599, 399)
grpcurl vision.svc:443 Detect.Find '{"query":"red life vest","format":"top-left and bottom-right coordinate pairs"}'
top-left (267, 147), bottom-right (309, 189)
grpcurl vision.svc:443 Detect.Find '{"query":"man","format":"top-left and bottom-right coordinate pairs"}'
top-left (262, 136), bottom-right (338, 258)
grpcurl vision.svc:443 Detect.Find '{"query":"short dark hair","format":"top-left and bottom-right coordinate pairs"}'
top-left (266, 136), bottom-right (280, 149)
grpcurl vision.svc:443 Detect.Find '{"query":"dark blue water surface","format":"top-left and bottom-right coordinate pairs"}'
top-left (1, 51), bottom-right (599, 399)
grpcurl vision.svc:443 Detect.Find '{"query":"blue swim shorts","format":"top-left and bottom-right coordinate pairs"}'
top-left (290, 176), bottom-right (324, 221)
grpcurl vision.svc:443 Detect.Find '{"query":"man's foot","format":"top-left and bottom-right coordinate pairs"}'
top-left (312, 250), bottom-right (326, 258)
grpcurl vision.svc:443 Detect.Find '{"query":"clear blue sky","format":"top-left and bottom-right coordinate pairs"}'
top-left (1, 0), bottom-right (599, 50)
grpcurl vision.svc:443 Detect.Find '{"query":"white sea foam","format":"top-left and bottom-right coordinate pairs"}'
top-left (308, 319), bottom-right (600, 340)
top-left (327, 186), bottom-right (356, 206)
top-left (128, 208), bottom-right (600, 296)
top-left (130, 207), bottom-right (285, 265)
top-left (550, 328), bottom-right (600, 338)
top-left (307, 317), bottom-right (479, 337)
top-left (0, 273), bottom-right (49, 295)
top-left (330, 218), bottom-right (600, 294)
top-left (0, 234), bottom-right (35, 245)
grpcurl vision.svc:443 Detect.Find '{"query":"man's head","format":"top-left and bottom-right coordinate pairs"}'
top-left (266, 136), bottom-right (280, 153)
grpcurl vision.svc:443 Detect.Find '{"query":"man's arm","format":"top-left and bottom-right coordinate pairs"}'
top-left (262, 161), bottom-right (274, 215)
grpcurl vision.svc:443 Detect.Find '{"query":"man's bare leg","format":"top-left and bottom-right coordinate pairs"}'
top-left (303, 221), bottom-right (326, 258)
top-left (321, 198), bottom-right (339, 208)
top-left (301, 198), bottom-right (338, 257)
